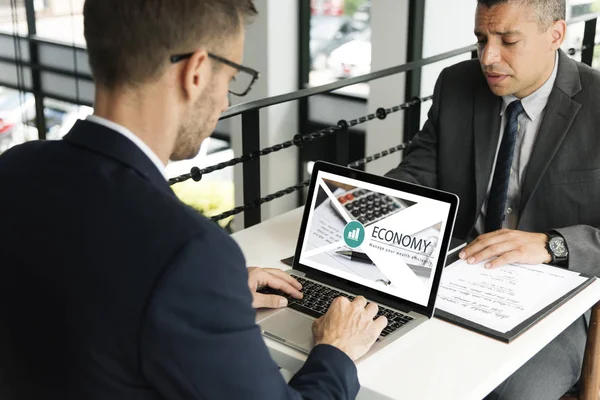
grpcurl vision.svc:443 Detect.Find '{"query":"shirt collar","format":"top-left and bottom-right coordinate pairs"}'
top-left (86, 115), bottom-right (167, 180)
top-left (500, 51), bottom-right (559, 122)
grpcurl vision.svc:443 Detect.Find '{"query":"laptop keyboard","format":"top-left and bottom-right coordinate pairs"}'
top-left (258, 276), bottom-right (413, 338)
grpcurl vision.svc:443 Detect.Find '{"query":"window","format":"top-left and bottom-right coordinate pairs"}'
top-left (309, 0), bottom-right (371, 97)
top-left (419, 0), bottom-right (477, 127)
top-left (571, 2), bottom-right (594, 18)
top-left (0, 0), bottom-right (26, 35)
top-left (0, 1), bottom-right (83, 42)
top-left (562, 0), bottom-right (600, 66)
top-left (33, 0), bottom-right (85, 45)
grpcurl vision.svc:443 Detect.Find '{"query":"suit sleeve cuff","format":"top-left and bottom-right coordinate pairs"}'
top-left (290, 344), bottom-right (359, 398)
top-left (308, 344), bottom-right (356, 370)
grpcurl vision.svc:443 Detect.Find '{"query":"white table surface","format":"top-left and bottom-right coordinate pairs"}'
top-left (232, 208), bottom-right (600, 400)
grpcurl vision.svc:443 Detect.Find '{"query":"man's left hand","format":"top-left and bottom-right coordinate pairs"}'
top-left (248, 267), bottom-right (303, 309)
top-left (459, 229), bottom-right (551, 269)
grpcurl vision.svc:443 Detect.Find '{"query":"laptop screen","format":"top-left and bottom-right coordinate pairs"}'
top-left (298, 169), bottom-right (453, 307)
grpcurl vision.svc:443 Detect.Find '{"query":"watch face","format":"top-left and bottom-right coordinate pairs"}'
top-left (549, 237), bottom-right (568, 257)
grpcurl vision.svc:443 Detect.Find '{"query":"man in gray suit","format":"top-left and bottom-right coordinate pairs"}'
top-left (387, 0), bottom-right (600, 398)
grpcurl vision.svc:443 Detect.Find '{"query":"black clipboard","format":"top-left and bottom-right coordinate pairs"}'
top-left (433, 273), bottom-right (596, 343)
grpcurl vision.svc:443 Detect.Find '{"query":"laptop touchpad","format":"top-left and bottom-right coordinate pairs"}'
top-left (259, 309), bottom-right (315, 353)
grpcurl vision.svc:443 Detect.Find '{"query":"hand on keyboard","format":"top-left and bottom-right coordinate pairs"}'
top-left (248, 267), bottom-right (303, 309)
top-left (313, 296), bottom-right (387, 361)
top-left (257, 276), bottom-right (412, 344)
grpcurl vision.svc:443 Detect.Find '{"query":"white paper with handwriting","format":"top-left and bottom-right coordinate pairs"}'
top-left (436, 260), bottom-right (588, 333)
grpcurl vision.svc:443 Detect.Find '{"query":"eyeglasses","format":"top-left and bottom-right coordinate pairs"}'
top-left (170, 52), bottom-right (260, 97)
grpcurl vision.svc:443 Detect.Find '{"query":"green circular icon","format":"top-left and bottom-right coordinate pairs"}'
top-left (344, 221), bottom-right (365, 248)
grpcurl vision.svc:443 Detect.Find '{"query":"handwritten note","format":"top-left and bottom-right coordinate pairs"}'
top-left (436, 260), bottom-right (588, 333)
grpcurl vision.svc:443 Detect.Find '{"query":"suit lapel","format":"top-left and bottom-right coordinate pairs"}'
top-left (518, 51), bottom-right (582, 220)
top-left (473, 79), bottom-right (502, 221)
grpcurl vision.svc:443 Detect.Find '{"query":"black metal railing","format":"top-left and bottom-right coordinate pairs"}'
top-left (1, 12), bottom-right (599, 229)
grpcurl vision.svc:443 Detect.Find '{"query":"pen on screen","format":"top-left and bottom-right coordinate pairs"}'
top-left (336, 250), bottom-right (392, 286)
top-left (336, 250), bottom-right (373, 264)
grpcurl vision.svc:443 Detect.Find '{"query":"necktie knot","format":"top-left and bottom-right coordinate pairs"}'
top-left (506, 100), bottom-right (524, 123)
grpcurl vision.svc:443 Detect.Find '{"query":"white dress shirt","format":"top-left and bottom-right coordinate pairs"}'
top-left (86, 115), bottom-right (167, 180)
top-left (475, 51), bottom-right (559, 234)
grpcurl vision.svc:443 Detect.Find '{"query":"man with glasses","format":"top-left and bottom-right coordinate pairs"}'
top-left (0, 0), bottom-right (386, 399)
top-left (171, 52), bottom-right (260, 97)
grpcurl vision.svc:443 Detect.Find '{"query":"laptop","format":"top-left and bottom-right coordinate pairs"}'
top-left (256, 161), bottom-right (459, 359)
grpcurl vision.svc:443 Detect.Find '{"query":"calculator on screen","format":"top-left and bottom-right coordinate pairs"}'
top-left (331, 188), bottom-right (407, 226)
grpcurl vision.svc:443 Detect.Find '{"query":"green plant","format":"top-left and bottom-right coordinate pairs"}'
top-left (343, 0), bottom-right (367, 16)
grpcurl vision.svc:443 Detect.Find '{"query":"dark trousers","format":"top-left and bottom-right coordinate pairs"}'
top-left (485, 316), bottom-right (587, 400)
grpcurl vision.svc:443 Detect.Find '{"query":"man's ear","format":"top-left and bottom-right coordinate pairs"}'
top-left (180, 50), bottom-right (210, 101)
top-left (549, 20), bottom-right (566, 50)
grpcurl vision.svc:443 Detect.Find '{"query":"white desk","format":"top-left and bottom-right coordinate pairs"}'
top-left (232, 208), bottom-right (600, 400)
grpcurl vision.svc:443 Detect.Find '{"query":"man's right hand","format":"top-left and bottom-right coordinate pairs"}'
top-left (312, 296), bottom-right (387, 361)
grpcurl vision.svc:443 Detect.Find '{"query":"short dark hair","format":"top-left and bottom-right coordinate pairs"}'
top-left (83, 0), bottom-right (257, 89)
top-left (477, 0), bottom-right (565, 30)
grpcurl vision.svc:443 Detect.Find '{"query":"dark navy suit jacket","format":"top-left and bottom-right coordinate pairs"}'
top-left (0, 120), bottom-right (359, 399)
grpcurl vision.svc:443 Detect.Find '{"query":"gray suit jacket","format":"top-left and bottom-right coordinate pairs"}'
top-left (387, 50), bottom-right (600, 277)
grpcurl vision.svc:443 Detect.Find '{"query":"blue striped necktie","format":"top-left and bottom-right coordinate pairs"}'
top-left (485, 100), bottom-right (525, 233)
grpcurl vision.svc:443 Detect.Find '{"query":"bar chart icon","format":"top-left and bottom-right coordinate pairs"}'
top-left (347, 228), bottom-right (360, 241)
top-left (343, 221), bottom-right (365, 248)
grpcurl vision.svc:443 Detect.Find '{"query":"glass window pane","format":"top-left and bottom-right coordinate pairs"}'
top-left (419, 0), bottom-right (477, 128)
top-left (34, 0), bottom-right (84, 45)
top-left (309, 0), bottom-right (371, 98)
top-left (0, 1), bottom-right (84, 44)
top-left (563, 1), bottom-right (600, 63)
top-left (0, 0), bottom-right (26, 35)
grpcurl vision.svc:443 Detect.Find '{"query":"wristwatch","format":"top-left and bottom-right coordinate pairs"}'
top-left (545, 231), bottom-right (569, 266)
